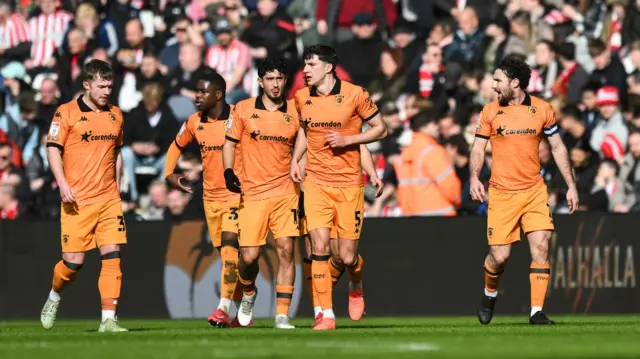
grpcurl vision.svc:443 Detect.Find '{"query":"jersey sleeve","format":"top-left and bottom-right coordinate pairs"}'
top-left (475, 107), bottom-right (492, 139)
top-left (225, 106), bottom-right (244, 143)
top-left (355, 87), bottom-right (379, 122)
top-left (175, 118), bottom-right (194, 149)
top-left (542, 105), bottom-right (559, 137)
top-left (46, 105), bottom-right (70, 149)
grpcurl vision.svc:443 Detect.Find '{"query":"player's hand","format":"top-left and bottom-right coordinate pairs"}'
top-left (370, 176), bottom-right (383, 197)
top-left (59, 181), bottom-right (76, 203)
top-left (566, 186), bottom-right (579, 214)
top-left (224, 169), bottom-right (242, 193)
top-left (469, 177), bottom-right (485, 203)
top-left (166, 173), bottom-right (193, 194)
top-left (290, 161), bottom-right (302, 183)
top-left (325, 131), bottom-right (351, 148)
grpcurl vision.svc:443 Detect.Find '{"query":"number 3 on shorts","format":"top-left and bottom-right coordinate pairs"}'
top-left (117, 215), bottom-right (126, 232)
top-left (355, 210), bottom-right (362, 233)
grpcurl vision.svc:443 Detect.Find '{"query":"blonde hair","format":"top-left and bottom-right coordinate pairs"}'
top-left (76, 3), bottom-right (98, 23)
top-left (142, 83), bottom-right (164, 107)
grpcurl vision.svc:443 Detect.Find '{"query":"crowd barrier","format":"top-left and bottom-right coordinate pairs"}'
top-left (0, 213), bottom-right (637, 319)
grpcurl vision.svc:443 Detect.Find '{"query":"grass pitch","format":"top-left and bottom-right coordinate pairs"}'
top-left (1, 316), bottom-right (639, 358)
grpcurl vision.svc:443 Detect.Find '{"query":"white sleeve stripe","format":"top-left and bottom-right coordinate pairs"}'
top-left (543, 125), bottom-right (559, 135)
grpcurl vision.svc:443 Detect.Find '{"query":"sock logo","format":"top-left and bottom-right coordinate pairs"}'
top-left (536, 276), bottom-right (549, 280)
top-left (313, 273), bottom-right (325, 279)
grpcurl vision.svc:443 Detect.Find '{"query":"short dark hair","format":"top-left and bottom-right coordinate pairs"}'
top-left (202, 70), bottom-right (227, 97)
top-left (557, 41), bottom-right (576, 61)
top-left (496, 54), bottom-right (531, 90)
top-left (537, 40), bottom-right (556, 54)
top-left (303, 44), bottom-right (339, 73)
top-left (81, 59), bottom-right (113, 83)
top-left (258, 57), bottom-right (288, 78)
top-left (409, 109), bottom-right (438, 132)
top-left (443, 134), bottom-right (469, 157)
top-left (588, 38), bottom-right (607, 57)
top-left (561, 105), bottom-right (582, 121)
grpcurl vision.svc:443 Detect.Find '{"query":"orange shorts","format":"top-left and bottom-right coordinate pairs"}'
top-left (304, 181), bottom-right (364, 240)
top-left (204, 199), bottom-right (239, 248)
top-left (299, 216), bottom-right (338, 238)
top-left (487, 181), bottom-right (554, 245)
top-left (60, 198), bottom-right (127, 253)
top-left (238, 193), bottom-right (299, 247)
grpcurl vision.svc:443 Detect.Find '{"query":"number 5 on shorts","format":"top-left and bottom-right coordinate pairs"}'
top-left (117, 215), bottom-right (126, 232)
top-left (355, 210), bottom-right (362, 233)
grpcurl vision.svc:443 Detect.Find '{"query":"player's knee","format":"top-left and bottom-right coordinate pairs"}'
top-left (340, 252), bottom-right (357, 267)
top-left (489, 250), bottom-right (510, 267)
top-left (276, 240), bottom-right (294, 264)
top-left (240, 247), bottom-right (260, 265)
top-left (62, 252), bottom-right (86, 266)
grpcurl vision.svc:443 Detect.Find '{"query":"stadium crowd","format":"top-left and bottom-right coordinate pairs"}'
top-left (0, 0), bottom-right (640, 220)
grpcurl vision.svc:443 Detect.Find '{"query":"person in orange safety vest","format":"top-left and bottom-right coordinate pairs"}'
top-left (393, 110), bottom-right (462, 216)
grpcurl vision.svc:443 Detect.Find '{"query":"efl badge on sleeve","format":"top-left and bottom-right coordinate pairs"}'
top-left (335, 94), bottom-right (344, 105)
top-left (110, 113), bottom-right (117, 123)
top-left (49, 122), bottom-right (60, 136)
top-left (283, 113), bottom-right (292, 125)
top-left (528, 106), bottom-right (537, 117)
top-left (225, 116), bottom-right (234, 133)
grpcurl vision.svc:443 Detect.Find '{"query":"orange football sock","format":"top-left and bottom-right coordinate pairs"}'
top-left (346, 254), bottom-right (364, 284)
top-left (52, 260), bottom-right (81, 294)
top-left (329, 257), bottom-right (344, 288)
top-left (311, 253), bottom-right (333, 313)
top-left (484, 259), bottom-right (504, 293)
top-left (220, 245), bottom-right (239, 300)
top-left (276, 285), bottom-right (294, 317)
top-left (530, 263), bottom-right (550, 309)
top-left (98, 253), bottom-right (122, 311)
top-left (304, 258), bottom-right (320, 308)
top-left (239, 272), bottom-right (256, 296)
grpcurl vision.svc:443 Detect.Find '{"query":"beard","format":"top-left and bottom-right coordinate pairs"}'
top-left (497, 87), bottom-right (514, 106)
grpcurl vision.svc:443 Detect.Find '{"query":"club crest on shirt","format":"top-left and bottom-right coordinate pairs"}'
top-left (49, 122), bottom-right (60, 136)
top-left (335, 94), bottom-right (344, 105)
top-left (110, 113), bottom-right (117, 123)
top-left (283, 113), bottom-right (292, 125)
top-left (528, 106), bottom-right (537, 117)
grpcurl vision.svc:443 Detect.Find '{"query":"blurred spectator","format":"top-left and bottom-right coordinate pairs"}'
top-left (142, 179), bottom-right (168, 220)
top-left (165, 188), bottom-right (191, 221)
top-left (409, 41), bottom-right (443, 99)
top-left (159, 16), bottom-right (205, 73)
top-left (336, 12), bottom-right (383, 87)
top-left (619, 130), bottom-right (640, 210)
top-left (63, 3), bottom-right (118, 58)
top-left (36, 77), bottom-right (59, 126)
top-left (0, 1), bottom-right (31, 68)
top-left (205, 18), bottom-right (252, 104)
top-left (115, 19), bottom-right (150, 111)
top-left (587, 38), bottom-right (628, 108)
top-left (484, 14), bottom-right (526, 74)
top-left (136, 53), bottom-right (166, 91)
top-left (592, 158), bottom-right (636, 213)
top-left (0, 141), bottom-right (29, 203)
top-left (241, 0), bottom-right (298, 77)
top-left (392, 19), bottom-right (421, 71)
top-left (444, 133), bottom-right (489, 216)
top-left (580, 82), bottom-right (600, 130)
top-left (56, 27), bottom-right (90, 102)
top-left (378, 102), bottom-right (402, 158)
top-left (439, 114), bottom-right (461, 139)
top-left (122, 83), bottom-right (179, 202)
top-left (0, 184), bottom-right (19, 219)
top-left (315, 0), bottom-right (396, 44)
top-left (444, 7), bottom-right (487, 70)
top-left (558, 106), bottom-right (590, 150)
top-left (590, 86), bottom-right (628, 161)
top-left (167, 43), bottom-right (209, 121)
top-left (394, 110), bottom-right (461, 216)
top-left (368, 47), bottom-right (407, 104)
top-left (26, 0), bottom-right (73, 72)
top-left (203, 0), bottom-right (248, 35)
top-left (553, 41), bottom-right (588, 107)
top-left (287, 0), bottom-right (322, 49)
top-left (552, 138), bottom-right (600, 212)
top-left (533, 40), bottom-right (558, 100)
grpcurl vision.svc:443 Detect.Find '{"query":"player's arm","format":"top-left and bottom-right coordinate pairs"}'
top-left (470, 108), bottom-right (492, 202)
top-left (223, 108), bottom-right (243, 193)
top-left (164, 121), bottom-right (194, 193)
top-left (547, 133), bottom-right (579, 213)
top-left (46, 107), bottom-right (75, 203)
top-left (326, 88), bottom-right (387, 148)
top-left (115, 148), bottom-right (123, 190)
top-left (338, 114), bottom-right (388, 147)
top-left (360, 144), bottom-right (383, 197)
top-left (291, 101), bottom-right (307, 182)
